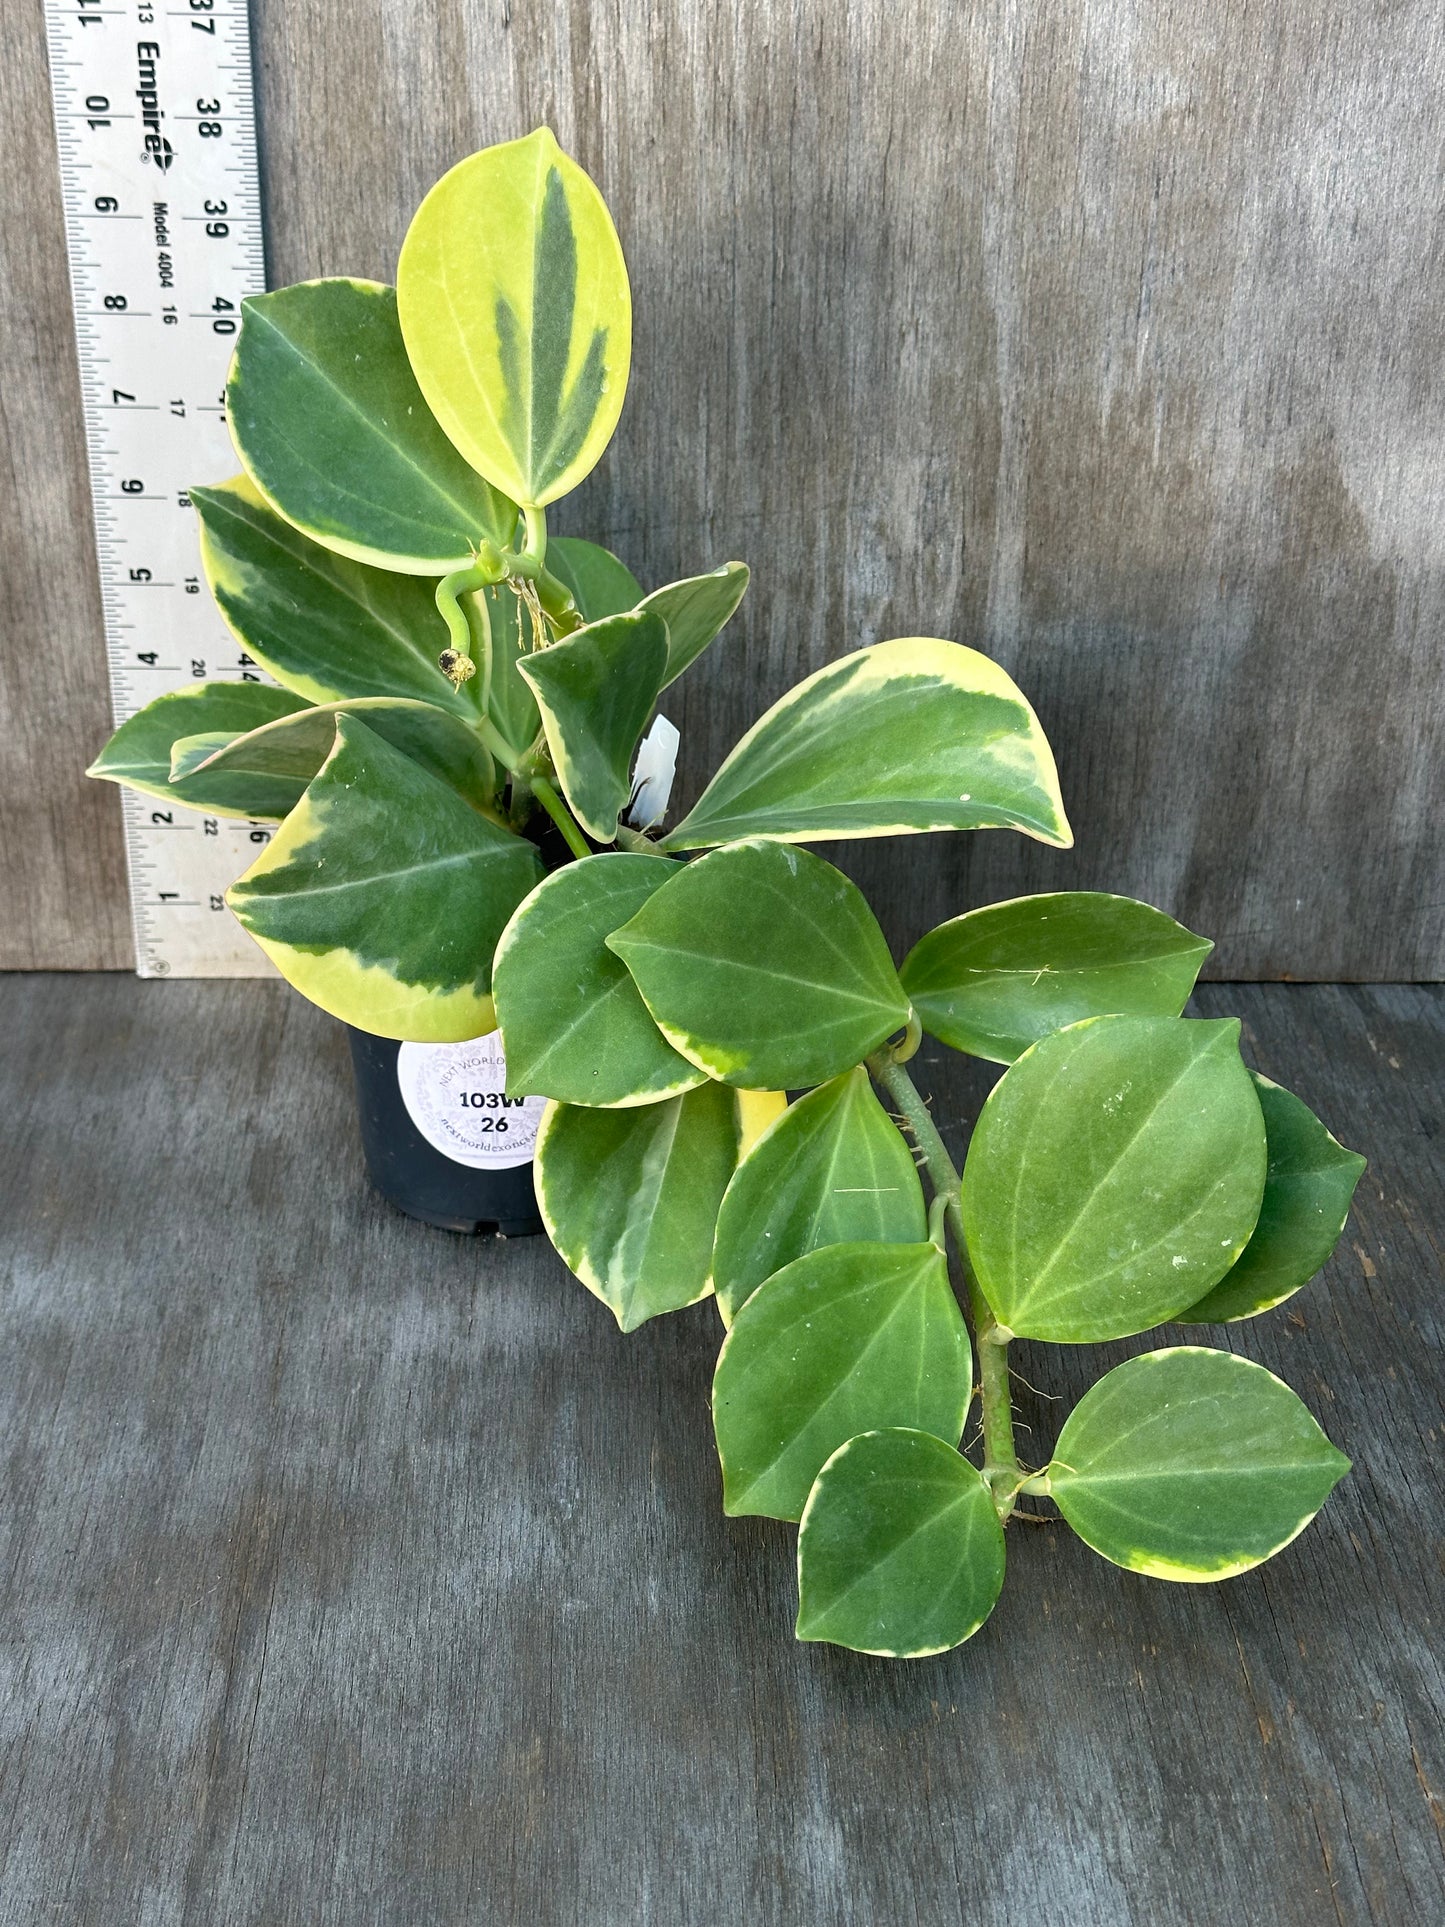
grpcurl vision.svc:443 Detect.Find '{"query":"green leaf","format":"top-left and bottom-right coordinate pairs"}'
top-left (227, 715), bottom-right (543, 1041)
top-left (226, 280), bottom-right (516, 571)
top-left (662, 638), bottom-right (1071, 851)
top-left (962, 1014), bottom-right (1267, 1343)
top-left (902, 893), bottom-right (1213, 1064)
top-left (194, 477), bottom-right (474, 715)
top-left (535, 1082), bottom-right (743, 1330)
top-left (713, 1241), bottom-right (972, 1521)
top-left (1180, 1076), bottom-right (1367, 1322)
top-left (1047, 1347), bottom-right (1350, 1581)
top-left (711, 1067), bottom-right (927, 1326)
top-left (607, 839), bottom-right (911, 1089)
top-left (170, 697), bottom-right (497, 814)
top-left (475, 584), bottom-right (542, 758)
top-left (796, 1429), bottom-right (1005, 1656)
top-left (396, 128), bottom-right (632, 508)
top-left (519, 610), bottom-right (669, 841)
top-left (88, 681), bottom-right (310, 820)
top-left (641, 564), bottom-right (749, 686)
top-left (493, 852), bottom-right (704, 1107)
top-left (547, 536), bottom-right (643, 622)
top-left (547, 546), bottom-right (748, 685)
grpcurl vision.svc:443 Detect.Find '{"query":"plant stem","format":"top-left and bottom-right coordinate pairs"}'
top-left (476, 715), bottom-right (525, 774)
top-left (927, 1192), bottom-right (949, 1249)
top-left (530, 776), bottom-right (591, 859)
top-left (536, 569), bottom-right (582, 630)
top-left (461, 585), bottom-right (493, 712)
top-left (615, 824), bottom-right (665, 855)
top-left (436, 551), bottom-right (506, 660)
top-left (522, 504), bottom-right (548, 568)
top-left (506, 768), bottom-right (536, 833)
top-left (510, 505), bottom-right (580, 631)
top-left (866, 1046), bottom-right (1023, 1519)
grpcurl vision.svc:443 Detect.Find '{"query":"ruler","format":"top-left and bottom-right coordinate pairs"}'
top-left (45, 0), bottom-right (273, 977)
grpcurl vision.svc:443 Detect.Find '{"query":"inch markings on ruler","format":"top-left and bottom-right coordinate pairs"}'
top-left (45, 0), bottom-right (275, 978)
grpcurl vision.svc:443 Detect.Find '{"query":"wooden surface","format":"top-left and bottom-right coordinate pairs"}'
top-left (1, 972), bottom-right (1441, 1924)
top-left (6, 0), bottom-right (1444, 975)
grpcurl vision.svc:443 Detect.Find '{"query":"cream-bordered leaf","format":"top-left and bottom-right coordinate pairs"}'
top-left (902, 892), bottom-right (1212, 1064)
top-left (797, 1429), bottom-right (1005, 1656)
top-left (492, 852), bottom-right (704, 1107)
top-left (607, 839), bottom-right (911, 1090)
top-left (171, 697), bottom-right (498, 815)
top-left (535, 1082), bottom-right (744, 1330)
top-left (193, 477), bottom-right (477, 715)
top-left (641, 563), bottom-right (750, 686)
top-left (227, 715), bottom-right (542, 1041)
top-left (962, 1014), bottom-right (1267, 1343)
top-left (1046, 1348), bottom-right (1350, 1581)
top-left (663, 638), bottom-right (1071, 851)
top-left (712, 1241), bottom-right (972, 1521)
top-left (225, 280), bottom-right (516, 572)
top-left (397, 129), bottom-right (632, 508)
top-left (1180, 1075), bottom-right (1366, 1323)
top-left (88, 681), bottom-right (310, 821)
top-left (711, 1067), bottom-right (926, 1326)
top-left (519, 610), bottom-right (669, 842)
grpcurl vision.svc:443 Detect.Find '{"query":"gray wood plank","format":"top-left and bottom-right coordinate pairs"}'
top-left (5, 0), bottom-right (1444, 975)
top-left (1, 974), bottom-right (1440, 1924)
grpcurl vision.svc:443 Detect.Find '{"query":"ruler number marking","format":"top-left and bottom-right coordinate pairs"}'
top-left (45, 0), bottom-right (272, 978)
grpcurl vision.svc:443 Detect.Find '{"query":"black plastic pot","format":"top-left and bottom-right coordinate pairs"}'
top-left (347, 1027), bottom-right (544, 1236)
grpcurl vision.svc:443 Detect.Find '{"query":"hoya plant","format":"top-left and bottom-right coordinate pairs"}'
top-left (89, 131), bottom-right (1364, 1658)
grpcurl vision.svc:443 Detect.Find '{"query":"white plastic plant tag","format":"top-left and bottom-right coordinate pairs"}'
top-left (396, 1034), bottom-right (546, 1170)
top-left (627, 713), bottom-right (681, 829)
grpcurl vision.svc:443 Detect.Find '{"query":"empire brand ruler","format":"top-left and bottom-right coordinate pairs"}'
top-left (44, 0), bottom-right (273, 976)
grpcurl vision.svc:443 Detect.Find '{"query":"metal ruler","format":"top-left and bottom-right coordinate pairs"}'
top-left (44, 0), bottom-right (273, 977)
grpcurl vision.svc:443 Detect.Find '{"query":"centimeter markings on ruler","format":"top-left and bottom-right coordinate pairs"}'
top-left (44, 0), bottom-right (275, 978)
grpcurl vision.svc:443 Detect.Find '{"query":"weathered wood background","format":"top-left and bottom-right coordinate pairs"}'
top-left (2, 973), bottom-right (1441, 1922)
top-left (5, 0), bottom-right (1443, 975)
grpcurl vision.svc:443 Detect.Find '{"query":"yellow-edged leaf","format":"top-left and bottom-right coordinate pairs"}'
top-left (663, 638), bottom-right (1071, 851)
top-left (396, 129), bottom-right (631, 507)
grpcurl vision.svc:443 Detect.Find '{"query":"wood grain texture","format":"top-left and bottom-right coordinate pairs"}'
top-left (0, 973), bottom-right (1441, 1923)
top-left (6, 0), bottom-right (1443, 973)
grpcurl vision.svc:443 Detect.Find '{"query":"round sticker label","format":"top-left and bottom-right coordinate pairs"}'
top-left (396, 1034), bottom-right (546, 1170)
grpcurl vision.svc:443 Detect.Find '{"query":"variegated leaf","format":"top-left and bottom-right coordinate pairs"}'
top-left (535, 1082), bottom-right (745, 1330)
top-left (518, 610), bottom-right (669, 842)
top-left (227, 715), bottom-right (543, 1041)
top-left (170, 697), bottom-right (498, 815)
top-left (607, 839), bottom-right (911, 1090)
top-left (225, 279), bottom-right (516, 571)
top-left (713, 1241), bottom-right (972, 1521)
top-left (902, 892), bottom-right (1213, 1064)
top-left (193, 477), bottom-right (475, 715)
top-left (663, 638), bottom-right (1071, 851)
top-left (711, 1067), bottom-right (927, 1326)
top-left (797, 1431), bottom-right (1005, 1656)
top-left (1046, 1348), bottom-right (1350, 1581)
top-left (492, 852), bottom-right (705, 1107)
top-left (640, 564), bottom-right (750, 686)
top-left (397, 129), bottom-right (631, 507)
top-left (88, 681), bottom-right (310, 821)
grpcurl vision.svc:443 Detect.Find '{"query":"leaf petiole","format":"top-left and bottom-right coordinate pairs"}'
top-left (866, 1047), bottom-right (1023, 1518)
top-left (531, 775), bottom-right (592, 860)
top-left (475, 714), bottom-right (526, 774)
